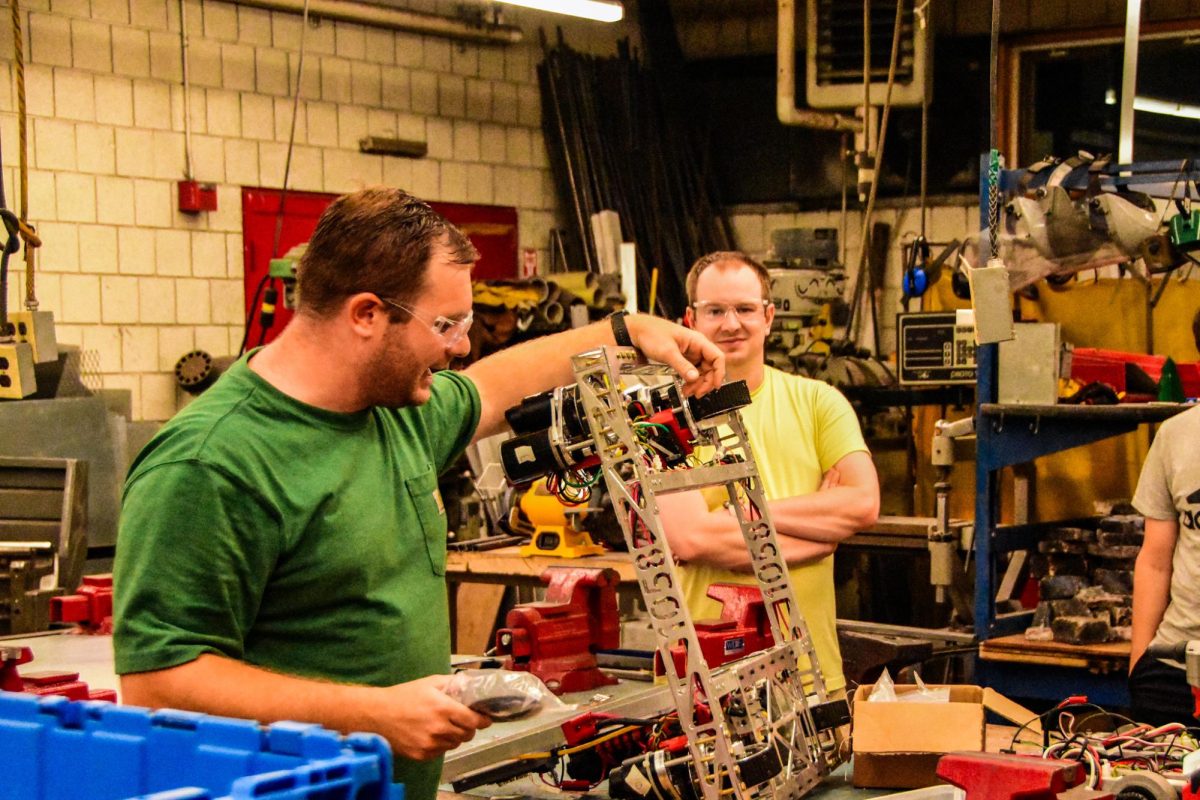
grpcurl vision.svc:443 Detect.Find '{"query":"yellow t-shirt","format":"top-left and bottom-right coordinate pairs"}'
top-left (677, 366), bottom-right (868, 692)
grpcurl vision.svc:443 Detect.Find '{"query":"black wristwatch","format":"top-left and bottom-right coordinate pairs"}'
top-left (609, 310), bottom-right (633, 347)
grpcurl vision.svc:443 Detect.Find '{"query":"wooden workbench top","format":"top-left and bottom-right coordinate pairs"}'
top-left (979, 632), bottom-right (1130, 669)
top-left (446, 516), bottom-right (953, 579)
top-left (446, 546), bottom-right (639, 583)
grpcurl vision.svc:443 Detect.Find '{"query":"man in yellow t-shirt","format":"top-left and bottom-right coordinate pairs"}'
top-left (657, 251), bottom-right (880, 695)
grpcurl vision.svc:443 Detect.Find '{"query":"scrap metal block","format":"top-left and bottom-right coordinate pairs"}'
top-left (1039, 575), bottom-right (1087, 600)
top-left (1051, 615), bottom-right (1111, 645)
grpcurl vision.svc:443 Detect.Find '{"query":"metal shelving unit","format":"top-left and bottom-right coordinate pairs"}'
top-left (970, 157), bottom-right (1193, 704)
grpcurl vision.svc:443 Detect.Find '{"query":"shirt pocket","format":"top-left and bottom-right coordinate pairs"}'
top-left (405, 469), bottom-right (447, 576)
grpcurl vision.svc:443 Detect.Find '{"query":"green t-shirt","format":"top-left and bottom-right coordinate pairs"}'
top-left (112, 353), bottom-right (481, 800)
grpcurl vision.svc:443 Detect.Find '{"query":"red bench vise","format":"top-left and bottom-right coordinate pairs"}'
top-left (661, 582), bottom-right (775, 676)
top-left (937, 752), bottom-right (1111, 800)
top-left (494, 567), bottom-right (620, 695)
top-left (0, 645), bottom-right (117, 702)
top-left (50, 574), bottom-right (113, 634)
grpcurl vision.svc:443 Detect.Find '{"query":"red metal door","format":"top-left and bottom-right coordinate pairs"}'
top-left (241, 189), bottom-right (518, 347)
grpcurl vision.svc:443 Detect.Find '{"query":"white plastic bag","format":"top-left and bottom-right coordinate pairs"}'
top-left (908, 671), bottom-right (951, 703)
top-left (444, 669), bottom-right (571, 721)
top-left (867, 667), bottom-right (898, 702)
top-left (866, 668), bottom-right (950, 703)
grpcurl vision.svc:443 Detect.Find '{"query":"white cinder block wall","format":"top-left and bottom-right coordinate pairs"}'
top-left (1, 0), bottom-right (627, 420)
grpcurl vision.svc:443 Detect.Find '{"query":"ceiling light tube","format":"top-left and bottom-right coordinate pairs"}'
top-left (1133, 96), bottom-right (1200, 121)
top-left (496, 0), bottom-right (624, 23)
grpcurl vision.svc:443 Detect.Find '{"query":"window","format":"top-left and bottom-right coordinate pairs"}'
top-left (1009, 26), bottom-right (1200, 165)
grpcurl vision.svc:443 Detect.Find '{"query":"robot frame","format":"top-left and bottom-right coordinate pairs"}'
top-left (492, 346), bottom-right (848, 800)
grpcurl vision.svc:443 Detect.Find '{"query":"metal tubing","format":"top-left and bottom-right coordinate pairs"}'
top-left (179, 0), bottom-right (193, 180)
top-left (776, 0), bottom-right (861, 132)
top-left (1119, 0), bottom-right (1142, 163)
top-left (231, 0), bottom-right (522, 44)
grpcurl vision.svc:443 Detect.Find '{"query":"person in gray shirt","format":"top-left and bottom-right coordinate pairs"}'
top-left (1131, 404), bottom-right (1200, 725)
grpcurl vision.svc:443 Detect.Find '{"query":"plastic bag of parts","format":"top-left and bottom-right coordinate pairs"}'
top-left (445, 669), bottom-right (572, 721)
top-left (866, 668), bottom-right (951, 703)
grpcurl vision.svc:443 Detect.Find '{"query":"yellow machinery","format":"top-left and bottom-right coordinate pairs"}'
top-left (515, 479), bottom-right (605, 558)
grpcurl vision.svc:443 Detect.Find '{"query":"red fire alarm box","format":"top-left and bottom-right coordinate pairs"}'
top-left (178, 180), bottom-right (218, 213)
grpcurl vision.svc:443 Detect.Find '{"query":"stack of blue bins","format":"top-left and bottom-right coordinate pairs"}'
top-left (1, 692), bottom-right (404, 800)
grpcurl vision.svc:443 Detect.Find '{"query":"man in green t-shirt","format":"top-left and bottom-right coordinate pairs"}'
top-left (657, 251), bottom-right (879, 700)
top-left (113, 188), bottom-right (724, 800)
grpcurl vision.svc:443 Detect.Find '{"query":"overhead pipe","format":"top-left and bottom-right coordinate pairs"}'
top-left (776, 0), bottom-right (860, 132)
top-left (1117, 0), bottom-right (1142, 163)
top-left (233, 0), bottom-right (523, 45)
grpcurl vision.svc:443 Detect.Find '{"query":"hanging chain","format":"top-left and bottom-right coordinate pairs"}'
top-left (987, 0), bottom-right (1001, 262)
top-left (989, 150), bottom-right (1000, 261)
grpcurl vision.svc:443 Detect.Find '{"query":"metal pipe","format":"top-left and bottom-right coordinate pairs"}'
top-left (179, 0), bottom-right (193, 180)
top-left (776, 0), bottom-right (860, 132)
top-left (232, 0), bottom-right (523, 44)
top-left (862, 0), bottom-right (871, 152)
top-left (1119, 0), bottom-right (1142, 163)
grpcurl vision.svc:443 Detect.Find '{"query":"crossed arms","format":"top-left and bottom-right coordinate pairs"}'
top-left (657, 450), bottom-right (880, 571)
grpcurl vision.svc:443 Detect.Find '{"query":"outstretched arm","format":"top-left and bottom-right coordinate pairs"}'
top-left (122, 654), bottom-right (491, 762)
top-left (466, 314), bottom-right (725, 442)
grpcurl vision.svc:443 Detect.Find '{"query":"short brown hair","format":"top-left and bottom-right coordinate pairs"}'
top-left (296, 187), bottom-right (478, 319)
top-left (685, 251), bottom-right (771, 304)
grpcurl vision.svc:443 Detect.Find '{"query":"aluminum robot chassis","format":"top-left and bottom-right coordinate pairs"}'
top-left (569, 346), bottom-right (844, 800)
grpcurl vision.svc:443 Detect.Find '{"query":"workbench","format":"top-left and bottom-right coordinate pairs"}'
top-left (978, 633), bottom-right (1131, 707)
top-left (2, 631), bottom-right (1045, 800)
top-left (446, 546), bottom-right (640, 653)
top-left (442, 674), bottom-right (878, 800)
top-left (446, 516), bottom-right (956, 651)
top-left (447, 547), bottom-right (639, 587)
top-left (1, 630), bottom-right (119, 698)
top-left (447, 516), bottom-right (947, 580)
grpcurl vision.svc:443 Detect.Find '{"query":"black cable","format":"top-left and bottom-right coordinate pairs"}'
top-left (255, 0), bottom-right (309, 347)
top-left (237, 272), bottom-right (271, 356)
top-left (1006, 701), bottom-right (1121, 753)
top-left (0, 119), bottom-right (7, 209)
top-left (0, 210), bottom-right (22, 334)
top-left (0, 125), bottom-right (11, 332)
top-left (254, 281), bottom-right (278, 348)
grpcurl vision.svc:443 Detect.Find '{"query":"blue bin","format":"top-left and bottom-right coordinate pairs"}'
top-left (0, 692), bottom-right (404, 800)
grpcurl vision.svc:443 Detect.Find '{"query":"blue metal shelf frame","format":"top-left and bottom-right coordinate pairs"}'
top-left (973, 155), bottom-right (1193, 640)
top-left (971, 155), bottom-right (1193, 703)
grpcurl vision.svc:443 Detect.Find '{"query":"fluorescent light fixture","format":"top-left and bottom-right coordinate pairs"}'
top-left (496, 0), bottom-right (623, 23)
top-left (1133, 95), bottom-right (1200, 120)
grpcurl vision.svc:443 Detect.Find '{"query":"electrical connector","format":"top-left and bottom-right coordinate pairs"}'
top-left (0, 341), bottom-right (37, 399)
top-left (7, 309), bottom-right (57, 364)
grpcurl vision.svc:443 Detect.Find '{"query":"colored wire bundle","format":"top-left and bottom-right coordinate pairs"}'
top-left (545, 468), bottom-right (601, 505)
top-left (1007, 701), bottom-right (1200, 786)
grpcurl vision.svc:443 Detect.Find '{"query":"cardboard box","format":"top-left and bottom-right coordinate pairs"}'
top-left (851, 684), bottom-right (1036, 789)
